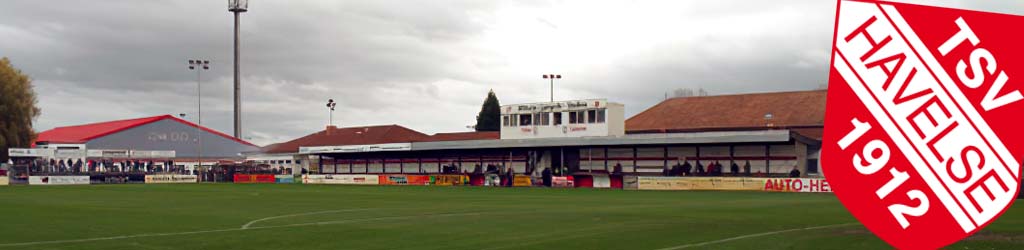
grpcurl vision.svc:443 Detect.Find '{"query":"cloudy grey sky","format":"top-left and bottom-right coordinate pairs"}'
top-left (1, 0), bottom-right (1021, 146)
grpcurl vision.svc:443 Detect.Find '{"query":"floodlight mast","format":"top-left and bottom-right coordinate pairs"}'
top-left (187, 59), bottom-right (209, 172)
top-left (229, 0), bottom-right (248, 138)
top-left (542, 74), bottom-right (562, 102)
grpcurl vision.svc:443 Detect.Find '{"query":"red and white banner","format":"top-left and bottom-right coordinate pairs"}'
top-left (823, 1), bottom-right (1022, 248)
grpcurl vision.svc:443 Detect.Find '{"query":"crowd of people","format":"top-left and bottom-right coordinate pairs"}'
top-left (11, 158), bottom-right (190, 175)
top-left (600, 160), bottom-right (801, 177)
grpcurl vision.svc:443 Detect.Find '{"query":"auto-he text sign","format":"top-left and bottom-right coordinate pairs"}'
top-left (823, 0), bottom-right (1022, 249)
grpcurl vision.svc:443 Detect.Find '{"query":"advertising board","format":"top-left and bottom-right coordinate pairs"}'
top-left (762, 178), bottom-right (831, 193)
top-left (234, 174), bottom-right (275, 183)
top-left (591, 175), bottom-right (611, 188)
top-left (431, 175), bottom-right (468, 186)
top-left (144, 175), bottom-right (197, 184)
top-left (378, 175), bottom-right (431, 185)
top-left (28, 176), bottom-right (90, 185)
top-left (303, 174), bottom-right (379, 185)
top-left (633, 177), bottom-right (831, 192)
top-left (551, 176), bottom-right (574, 188)
top-left (512, 175), bottom-right (532, 187)
top-left (275, 175), bottom-right (294, 183)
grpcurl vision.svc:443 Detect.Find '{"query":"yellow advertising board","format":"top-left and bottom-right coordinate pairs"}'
top-left (636, 177), bottom-right (765, 191)
top-left (512, 175), bottom-right (532, 187)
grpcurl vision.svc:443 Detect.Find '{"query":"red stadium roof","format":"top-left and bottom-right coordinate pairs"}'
top-left (35, 115), bottom-right (256, 146)
top-left (625, 90), bottom-right (826, 136)
top-left (425, 131), bottom-right (500, 142)
top-left (261, 125), bottom-right (432, 154)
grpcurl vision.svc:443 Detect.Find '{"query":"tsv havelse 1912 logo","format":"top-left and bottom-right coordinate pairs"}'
top-left (822, 0), bottom-right (1023, 249)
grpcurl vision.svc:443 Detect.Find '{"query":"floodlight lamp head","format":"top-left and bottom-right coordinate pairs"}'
top-left (228, 0), bottom-right (248, 12)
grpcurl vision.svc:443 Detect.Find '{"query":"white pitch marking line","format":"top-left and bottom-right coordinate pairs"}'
top-left (241, 208), bottom-right (372, 229)
top-left (0, 211), bottom-right (481, 248)
top-left (654, 223), bottom-right (859, 250)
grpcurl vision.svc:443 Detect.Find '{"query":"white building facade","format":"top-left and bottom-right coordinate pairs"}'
top-left (500, 99), bottom-right (625, 139)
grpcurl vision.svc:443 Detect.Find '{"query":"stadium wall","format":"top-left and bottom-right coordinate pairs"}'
top-left (86, 119), bottom-right (258, 158)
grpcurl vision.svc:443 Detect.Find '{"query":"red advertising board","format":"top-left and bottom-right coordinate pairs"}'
top-left (762, 178), bottom-right (831, 193)
top-left (378, 175), bottom-right (430, 185)
top-left (824, 1), bottom-right (1022, 248)
top-left (234, 174), bottom-right (275, 183)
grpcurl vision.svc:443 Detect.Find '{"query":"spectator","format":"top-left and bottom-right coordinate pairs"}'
top-left (730, 162), bottom-right (740, 176)
top-left (695, 161), bottom-right (705, 176)
top-left (789, 166), bottom-right (801, 178)
top-left (669, 161), bottom-right (682, 176)
top-left (743, 161), bottom-right (752, 176)
top-left (612, 163), bottom-right (623, 174)
top-left (542, 167), bottom-right (552, 187)
top-left (506, 166), bottom-right (515, 187)
top-left (681, 161), bottom-right (692, 176)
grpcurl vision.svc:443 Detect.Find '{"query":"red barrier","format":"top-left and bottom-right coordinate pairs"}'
top-left (234, 174), bottom-right (275, 183)
top-left (610, 175), bottom-right (623, 189)
top-left (469, 174), bottom-right (485, 186)
top-left (573, 175), bottom-right (594, 188)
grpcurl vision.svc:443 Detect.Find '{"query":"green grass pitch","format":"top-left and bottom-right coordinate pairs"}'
top-left (0, 184), bottom-right (1021, 249)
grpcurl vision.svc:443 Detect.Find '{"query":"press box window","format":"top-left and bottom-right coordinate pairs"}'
top-left (577, 111), bottom-right (585, 124)
top-left (553, 113), bottom-right (562, 125)
top-left (596, 109), bottom-right (606, 123)
top-left (502, 115), bottom-right (510, 126)
top-left (587, 110), bottom-right (597, 123)
top-left (519, 114), bottom-right (532, 126)
top-left (568, 112), bottom-right (578, 124)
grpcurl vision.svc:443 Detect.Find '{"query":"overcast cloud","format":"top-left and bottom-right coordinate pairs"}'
top-left (1, 0), bottom-right (1021, 146)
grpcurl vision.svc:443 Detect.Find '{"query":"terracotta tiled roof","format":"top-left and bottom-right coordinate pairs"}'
top-left (35, 115), bottom-right (255, 146)
top-left (261, 125), bottom-right (431, 154)
top-left (791, 128), bottom-right (824, 140)
top-left (626, 90), bottom-right (826, 133)
top-left (426, 131), bottom-right (500, 142)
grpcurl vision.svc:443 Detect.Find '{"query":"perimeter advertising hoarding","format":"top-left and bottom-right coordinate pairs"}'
top-left (8, 148), bottom-right (54, 158)
top-left (379, 175), bottom-right (430, 185)
top-left (636, 177), bottom-right (766, 191)
top-left (431, 175), bottom-right (469, 186)
top-left (144, 175), bottom-right (198, 184)
top-left (763, 178), bottom-right (832, 193)
top-left (512, 175), bottom-right (532, 187)
top-left (275, 175), bottom-right (294, 183)
top-left (631, 177), bottom-right (832, 193)
top-left (233, 174), bottom-right (275, 183)
top-left (303, 174), bottom-right (379, 185)
top-left (28, 176), bottom-right (90, 185)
